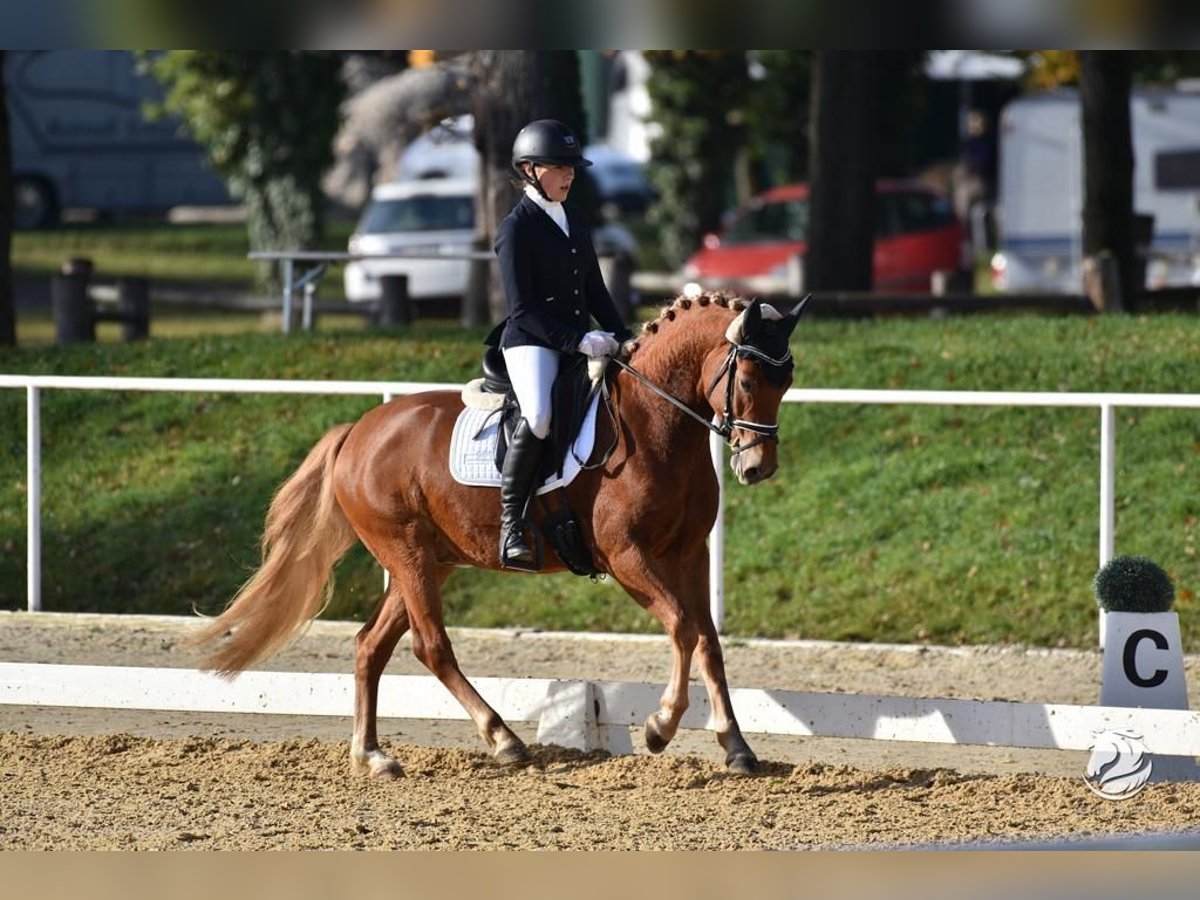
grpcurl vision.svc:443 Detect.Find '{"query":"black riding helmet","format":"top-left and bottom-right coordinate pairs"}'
top-left (511, 119), bottom-right (591, 200)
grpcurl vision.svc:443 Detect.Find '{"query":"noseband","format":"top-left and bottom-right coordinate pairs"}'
top-left (609, 339), bottom-right (791, 456)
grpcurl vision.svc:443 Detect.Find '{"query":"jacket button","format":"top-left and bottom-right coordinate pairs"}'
top-left (571, 248), bottom-right (577, 254)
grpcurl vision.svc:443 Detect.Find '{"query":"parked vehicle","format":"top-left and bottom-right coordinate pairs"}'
top-left (394, 116), bottom-right (654, 214)
top-left (344, 178), bottom-right (478, 304)
top-left (578, 143), bottom-right (656, 215)
top-left (344, 178), bottom-right (640, 305)
top-left (991, 87), bottom-right (1200, 293)
top-left (394, 115), bottom-right (477, 182)
top-left (680, 180), bottom-right (969, 295)
top-left (6, 50), bottom-right (232, 229)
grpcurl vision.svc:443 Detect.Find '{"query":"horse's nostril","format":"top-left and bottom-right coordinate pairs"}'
top-left (742, 465), bottom-right (761, 482)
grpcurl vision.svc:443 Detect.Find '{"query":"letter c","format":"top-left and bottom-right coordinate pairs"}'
top-left (1123, 629), bottom-right (1169, 688)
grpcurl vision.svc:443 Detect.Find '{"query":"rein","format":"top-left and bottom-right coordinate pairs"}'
top-left (608, 341), bottom-right (790, 456)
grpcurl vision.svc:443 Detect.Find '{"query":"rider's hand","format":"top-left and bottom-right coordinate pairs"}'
top-left (578, 331), bottom-right (620, 358)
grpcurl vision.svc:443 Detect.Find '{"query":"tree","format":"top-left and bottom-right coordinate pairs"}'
top-left (143, 51), bottom-right (344, 288)
top-left (744, 51), bottom-right (813, 188)
top-left (743, 52), bottom-right (923, 194)
top-left (0, 50), bottom-right (13, 347)
top-left (806, 51), bottom-right (880, 293)
top-left (466, 51), bottom-right (588, 325)
top-left (324, 53), bottom-right (470, 211)
top-left (643, 51), bottom-right (751, 270)
top-left (1078, 51), bottom-right (1137, 312)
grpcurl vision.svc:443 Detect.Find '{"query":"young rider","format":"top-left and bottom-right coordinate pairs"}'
top-left (486, 118), bottom-right (633, 568)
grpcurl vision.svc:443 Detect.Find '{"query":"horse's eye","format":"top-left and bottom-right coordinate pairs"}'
top-left (738, 377), bottom-right (755, 394)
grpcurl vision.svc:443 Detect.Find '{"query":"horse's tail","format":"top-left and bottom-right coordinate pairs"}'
top-left (189, 422), bottom-right (358, 676)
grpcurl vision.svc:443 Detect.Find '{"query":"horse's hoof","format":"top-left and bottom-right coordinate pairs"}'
top-left (371, 762), bottom-right (404, 780)
top-left (352, 749), bottom-right (404, 780)
top-left (726, 751), bottom-right (759, 776)
top-left (644, 719), bottom-right (670, 754)
top-left (493, 740), bottom-right (531, 766)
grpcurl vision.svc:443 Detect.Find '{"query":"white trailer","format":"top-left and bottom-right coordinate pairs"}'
top-left (991, 87), bottom-right (1200, 293)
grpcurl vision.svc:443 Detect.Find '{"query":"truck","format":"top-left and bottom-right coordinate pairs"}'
top-left (991, 87), bottom-right (1200, 293)
top-left (6, 50), bottom-right (232, 229)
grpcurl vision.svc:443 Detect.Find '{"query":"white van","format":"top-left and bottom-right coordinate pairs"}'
top-left (344, 176), bottom-right (641, 307)
top-left (343, 178), bottom-right (477, 304)
top-left (394, 115), bottom-right (654, 214)
top-left (991, 88), bottom-right (1200, 293)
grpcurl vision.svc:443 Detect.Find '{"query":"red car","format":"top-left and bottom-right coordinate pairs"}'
top-left (680, 179), bottom-right (969, 293)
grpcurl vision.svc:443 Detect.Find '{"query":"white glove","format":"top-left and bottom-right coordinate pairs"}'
top-left (577, 330), bottom-right (620, 358)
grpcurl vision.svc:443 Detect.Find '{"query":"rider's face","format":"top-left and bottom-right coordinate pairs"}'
top-left (530, 163), bottom-right (574, 202)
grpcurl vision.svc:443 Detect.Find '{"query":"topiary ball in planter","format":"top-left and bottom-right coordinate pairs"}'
top-left (1093, 555), bottom-right (1175, 613)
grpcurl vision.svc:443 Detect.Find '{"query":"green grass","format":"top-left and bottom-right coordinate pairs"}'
top-left (15, 306), bottom-right (372, 347)
top-left (3, 312), bottom-right (1199, 650)
top-left (11, 219), bottom-right (355, 299)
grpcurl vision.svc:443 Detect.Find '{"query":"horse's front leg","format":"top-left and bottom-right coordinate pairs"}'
top-left (645, 617), bottom-right (697, 755)
top-left (610, 546), bottom-right (702, 757)
top-left (612, 544), bottom-right (759, 774)
top-left (696, 624), bottom-right (759, 774)
top-left (350, 580), bottom-right (411, 780)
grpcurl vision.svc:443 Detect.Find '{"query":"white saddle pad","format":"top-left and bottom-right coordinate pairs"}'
top-left (449, 392), bottom-right (601, 494)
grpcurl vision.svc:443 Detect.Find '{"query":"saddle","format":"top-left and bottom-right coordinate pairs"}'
top-left (476, 346), bottom-right (606, 578)
top-left (480, 346), bottom-right (605, 477)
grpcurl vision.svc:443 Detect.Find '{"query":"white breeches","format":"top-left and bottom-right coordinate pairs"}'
top-left (502, 344), bottom-right (561, 439)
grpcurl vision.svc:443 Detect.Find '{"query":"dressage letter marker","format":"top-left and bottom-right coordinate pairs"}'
top-left (1099, 611), bottom-right (1200, 782)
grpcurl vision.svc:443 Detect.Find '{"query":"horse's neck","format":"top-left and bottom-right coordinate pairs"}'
top-left (632, 314), bottom-right (731, 405)
top-left (615, 311), bottom-right (732, 454)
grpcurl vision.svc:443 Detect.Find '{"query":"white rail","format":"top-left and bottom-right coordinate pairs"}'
top-left (6, 661), bottom-right (1200, 760)
top-left (3, 375), bottom-right (1200, 629)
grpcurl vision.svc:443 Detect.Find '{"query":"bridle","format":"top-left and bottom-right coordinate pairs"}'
top-left (608, 339), bottom-right (792, 456)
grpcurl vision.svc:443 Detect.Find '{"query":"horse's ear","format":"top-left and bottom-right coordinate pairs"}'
top-left (740, 298), bottom-right (764, 341)
top-left (781, 293), bottom-right (811, 335)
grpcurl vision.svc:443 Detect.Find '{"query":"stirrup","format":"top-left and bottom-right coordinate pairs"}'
top-left (500, 518), bottom-right (542, 572)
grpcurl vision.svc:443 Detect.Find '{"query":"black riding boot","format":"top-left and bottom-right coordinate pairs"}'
top-left (499, 418), bottom-right (546, 568)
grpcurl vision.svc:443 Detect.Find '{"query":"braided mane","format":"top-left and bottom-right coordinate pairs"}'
top-left (625, 290), bottom-right (751, 356)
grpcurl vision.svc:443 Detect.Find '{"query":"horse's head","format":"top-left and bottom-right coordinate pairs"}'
top-left (715, 296), bottom-right (808, 485)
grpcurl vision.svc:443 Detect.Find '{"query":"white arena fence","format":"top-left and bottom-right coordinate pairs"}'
top-left (4, 373), bottom-right (1200, 628)
top-left (4, 656), bottom-right (1200, 762)
top-left (4, 375), bottom-right (1200, 766)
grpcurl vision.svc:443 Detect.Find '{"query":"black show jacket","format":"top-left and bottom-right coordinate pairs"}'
top-left (488, 195), bottom-right (633, 353)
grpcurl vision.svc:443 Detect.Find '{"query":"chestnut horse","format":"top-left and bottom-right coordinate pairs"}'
top-left (191, 292), bottom-right (806, 778)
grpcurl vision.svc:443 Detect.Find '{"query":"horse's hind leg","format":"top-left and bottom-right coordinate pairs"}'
top-left (351, 579), bottom-right (413, 779)
top-left (389, 533), bottom-right (530, 765)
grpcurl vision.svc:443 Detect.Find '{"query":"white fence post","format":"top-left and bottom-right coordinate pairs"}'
top-left (1098, 403), bottom-right (1116, 648)
top-left (1099, 403), bottom-right (1116, 566)
top-left (26, 385), bottom-right (41, 613)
